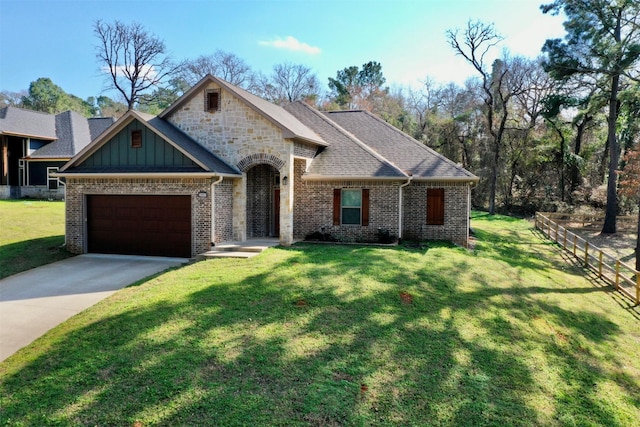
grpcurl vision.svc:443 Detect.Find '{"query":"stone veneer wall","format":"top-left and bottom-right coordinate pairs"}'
top-left (65, 177), bottom-right (213, 257)
top-left (293, 159), bottom-right (401, 242)
top-left (403, 182), bottom-right (470, 246)
top-left (166, 82), bottom-right (295, 244)
top-left (19, 185), bottom-right (65, 200)
top-left (213, 179), bottom-right (234, 243)
top-left (166, 82), bottom-right (291, 169)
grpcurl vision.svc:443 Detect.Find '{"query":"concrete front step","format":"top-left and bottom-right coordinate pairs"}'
top-left (197, 250), bottom-right (261, 259)
top-left (196, 239), bottom-right (280, 260)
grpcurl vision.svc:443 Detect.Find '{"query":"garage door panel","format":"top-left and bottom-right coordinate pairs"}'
top-left (87, 195), bottom-right (191, 258)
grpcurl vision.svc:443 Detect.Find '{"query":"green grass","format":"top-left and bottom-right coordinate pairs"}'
top-left (0, 200), bottom-right (72, 279)
top-left (1, 213), bottom-right (639, 426)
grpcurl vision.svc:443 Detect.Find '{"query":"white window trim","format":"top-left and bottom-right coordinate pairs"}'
top-left (341, 188), bottom-right (362, 226)
top-left (47, 166), bottom-right (62, 190)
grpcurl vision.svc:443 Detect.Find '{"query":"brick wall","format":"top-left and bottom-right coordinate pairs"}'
top-left (403, 182), bottom-right (470, 246)
top-left (293, 159), bottom-right (401, 242)
top-left (213, 179), bottom-right (234, 243)
top-left (65, 177), bottom-right (213, 257)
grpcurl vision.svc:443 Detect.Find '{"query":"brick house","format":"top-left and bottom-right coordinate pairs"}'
top-left (57, 75), bottom-right (478, 258)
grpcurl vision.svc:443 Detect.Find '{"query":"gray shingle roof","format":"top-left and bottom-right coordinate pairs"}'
top-left (0, 107), bottom-right (118, 160)
top-left (284, 101), bottom-right (407, 179)
top-left (143, 114), bottom-right (240, 175)
top-left (0, 106), bottom-right (56, 140)
top-left (30, 110), bottom-right (92, 158)
top-left (325, 110), bottom-right (478, 181)
top-left (88, 117), bottom-right (115, 140)
top-left (61, 110), bottom-right (241, 176)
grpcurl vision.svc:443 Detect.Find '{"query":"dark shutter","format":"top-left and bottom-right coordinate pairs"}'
top-left (362, 189), bottom-right (370, 226)
top-left (427, 188), bottom-right (445, 225)
top-left (333, 189), bottom-right (341, 225)
top-left (131, 130), bottom-right (142, 148)
top-left (206, 90), bottom-right (220, 112)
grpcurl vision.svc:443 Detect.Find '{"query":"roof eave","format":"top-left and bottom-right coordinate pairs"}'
top-left (411, 176), bottom-right (480, 183)
top-left (54, 171), bottom-right (241, 179)
top-left (302, 174), bottom-right (407, 181)
top-left (288, 134), bottom-right (329, 147)
top-left (1, 131), bottom-right (57, 140)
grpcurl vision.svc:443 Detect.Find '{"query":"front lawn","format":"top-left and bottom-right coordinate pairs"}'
top-left (0, 200), bottom-right (71, 279)
top-left (1, 213), bottom-right (638, 426)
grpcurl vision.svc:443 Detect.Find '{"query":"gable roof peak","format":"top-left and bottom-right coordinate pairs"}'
top-left (159, 75), bottom-right (327, 147)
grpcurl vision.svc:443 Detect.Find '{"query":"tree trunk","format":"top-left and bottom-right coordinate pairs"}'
top-left (636, 202), bottom-right (639, 272)
top-left (488, 141), bottom-right (500, 215)
top-left (570, 116), bottom-right (589, 197)
top-left (602, 73), bottom-right (620, 234)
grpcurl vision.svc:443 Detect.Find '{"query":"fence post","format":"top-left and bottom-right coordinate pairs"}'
top-left (635, 270), bottom-right (639, 306)
top-left (555, 222), bottom-right (559, 241)
top-left (615, 260), bottom-right (620, 291)
top-left (563, 228), bottom-right (567, 249)
top-left (584, 241), bottom-right (589, 268)
top-left (573, 235), bottom-right (577, 256)
top-left (598, 252), bottom-right (603, 278)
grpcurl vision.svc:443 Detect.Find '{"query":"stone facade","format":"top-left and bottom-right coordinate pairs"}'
top-left (403, 182), bottom-right (470, 246)
top-left (9, 185), bottom-right (65, 200)
top-left (65, 177), bottom-right (213, 257)
top-left (167, 82), bottom-right (295, 244)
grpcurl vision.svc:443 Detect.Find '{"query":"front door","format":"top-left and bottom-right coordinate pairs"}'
top-left (273, 188), bottom-right (280, 236)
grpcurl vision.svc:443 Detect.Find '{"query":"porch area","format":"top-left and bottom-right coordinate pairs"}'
top-left (196, 238), bottom-right (281, 259)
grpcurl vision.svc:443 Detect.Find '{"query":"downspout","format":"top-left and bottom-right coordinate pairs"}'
top-left (398, 176), bottom-right (413, 241)
top-left (210, 176), bottom-right (223, 245)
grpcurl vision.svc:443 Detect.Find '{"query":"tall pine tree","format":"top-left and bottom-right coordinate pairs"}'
top-left (541, 0), bottom-right (640, 233)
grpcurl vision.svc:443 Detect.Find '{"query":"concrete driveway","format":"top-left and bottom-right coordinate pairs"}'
top-left (0, 254), bottom-right (186, 362)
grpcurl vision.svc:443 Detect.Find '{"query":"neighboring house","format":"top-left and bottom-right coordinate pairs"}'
top-left (58, 75), bottom-right (478, 258)
top-left (0, 106), bottom-right (114, 199)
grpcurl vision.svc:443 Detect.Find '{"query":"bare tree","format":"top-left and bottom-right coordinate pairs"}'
top-left (94, 20), bottom-right (183, 110)
top-left (0, 90), bottom-right (26, 107)
top-left (447, 21), bottom-right (526, 214)
top-left (254, 63), bottom-right (320, 105)
top-left (181, 50), bottom-right (255, 88)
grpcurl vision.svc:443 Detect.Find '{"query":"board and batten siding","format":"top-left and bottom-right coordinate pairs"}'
top-left (80, 120), bottom-right (200, 170)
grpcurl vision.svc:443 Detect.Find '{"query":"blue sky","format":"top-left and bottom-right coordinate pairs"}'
top-left (0, 0), bottom-right (565, 101)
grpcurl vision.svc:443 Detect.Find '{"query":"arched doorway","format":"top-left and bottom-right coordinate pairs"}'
top-left (246, 164), bottom-right (280, 238)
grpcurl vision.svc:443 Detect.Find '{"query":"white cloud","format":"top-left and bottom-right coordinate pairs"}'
top-left (259, 36), bottom-right (321, 55)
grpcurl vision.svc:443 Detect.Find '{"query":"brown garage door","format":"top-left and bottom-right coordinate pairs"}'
top-left (87, 195), bottom-right (191, 258)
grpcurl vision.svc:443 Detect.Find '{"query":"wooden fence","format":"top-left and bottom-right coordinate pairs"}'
top-left (535, 212), bottom-right (639, 305)
top-left (540, 212), bottom-right (637, 230)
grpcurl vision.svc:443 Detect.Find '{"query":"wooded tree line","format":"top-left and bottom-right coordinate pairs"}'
top-left (2, 0), bottom-right (638, 237)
